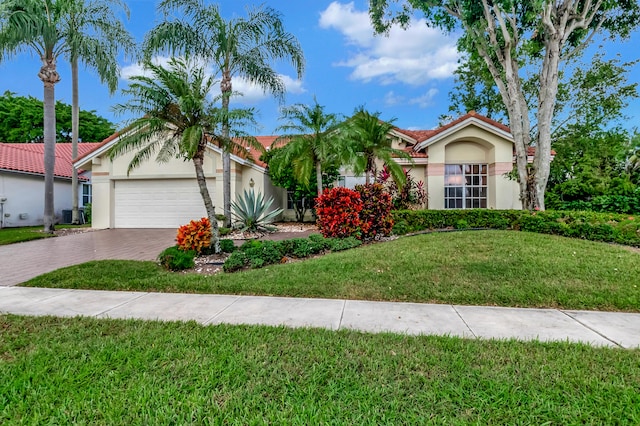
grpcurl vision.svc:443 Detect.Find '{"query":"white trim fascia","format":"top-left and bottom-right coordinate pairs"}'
top-left (389, 129), bottom-right (418, 145)
top-left (73, 133), bottom-right (267, 174)
top-left (0, 168), bottom-right (82, 182)
top-left (73, 134), bottom-right (123, 169)
top-left (395, 158), bottom-right (428, 166)
top-left (414, 117), bottom-right (514, 152)
top-left (206, 143), bottom-right (267, 173)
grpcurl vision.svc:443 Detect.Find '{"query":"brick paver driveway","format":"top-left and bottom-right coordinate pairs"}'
top-left (0, 229), bottom-right (176, 287)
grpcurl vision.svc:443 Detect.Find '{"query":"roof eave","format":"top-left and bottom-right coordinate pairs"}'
top-left (414, 117), bottom-right (514, 152)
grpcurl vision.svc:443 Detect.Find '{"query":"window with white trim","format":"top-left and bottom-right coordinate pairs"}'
top-left (82, 184), bottom-right (92, 206)
top-left (444, 164), bottom-right (487, 209)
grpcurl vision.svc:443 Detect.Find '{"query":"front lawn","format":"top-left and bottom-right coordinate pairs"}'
top-left (1, 315), bottom-right (638, 424)
top-left (23, 230), bottom-right (640, 312)
top-left (0, 224), bottom-right (90, 245)
top-left (0, 226), bottom-right (53, 245)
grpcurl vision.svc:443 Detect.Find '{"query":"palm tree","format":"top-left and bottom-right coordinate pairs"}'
top-left (271, 100), bottom-right (343, 197)
top-left (62, 0), bottom-right (134, 224)
top-left (0, 0), bottom-right (67, 232)
top-left (143, 0), bottom-right (305, 227)
top-left (343, 108), bottom-right (412, 187)
top-left (108, 58), bottom-right (258, 254)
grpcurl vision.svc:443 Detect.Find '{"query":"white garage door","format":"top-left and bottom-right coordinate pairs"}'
top-left (114, 179), bottom-right (208, 228)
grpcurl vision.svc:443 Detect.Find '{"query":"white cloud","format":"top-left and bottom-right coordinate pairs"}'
top-left (224, 75), bottom-right (306, 105)
top-left (408, 88), bottom-right (439, 108)
top-left (119, 56), bottom-right (305, 105)
top-left (384, 91), bottom-right (405, 106)
top-left (319, 1), bottom-right (460, 86)
top-left (119, 56), bottom-right (174, 80)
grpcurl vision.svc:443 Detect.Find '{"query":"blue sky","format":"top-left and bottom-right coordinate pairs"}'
top-left (1, 0), bottom-right (639, 138)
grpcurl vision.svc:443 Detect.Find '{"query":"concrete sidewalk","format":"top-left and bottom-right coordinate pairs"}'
top-left (1, 287), bottom-right (639, 348)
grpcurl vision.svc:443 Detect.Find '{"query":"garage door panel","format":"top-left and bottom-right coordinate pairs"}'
top-left (115, 179), bottom-right (209, 228)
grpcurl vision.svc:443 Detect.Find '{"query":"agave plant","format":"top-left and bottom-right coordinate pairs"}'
top-left (231, 189), bottom-right (284, 232)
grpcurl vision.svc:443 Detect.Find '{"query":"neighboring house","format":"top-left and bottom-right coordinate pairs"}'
top-left (75, 112), bottom-right (527, 229)
top-left (0, 143), bottom-right (101, 228)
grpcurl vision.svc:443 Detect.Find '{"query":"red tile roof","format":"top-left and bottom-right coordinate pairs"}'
top-left (401, 146), bottom-right (428, 158)
top-left (77, 112), bottom-right (517, 169)
top-left (246, 136), bottom-right (277, 168)
top-left (0, 143), bottom-right (102, 180)
top-left (394, 128), bottom-right (436, 142)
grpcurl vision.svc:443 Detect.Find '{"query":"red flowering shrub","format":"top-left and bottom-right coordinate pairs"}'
top-left (315, 187), bottom-right (363, 238)
top-left (355, 183), bottom-right (394, 240)
top-left (176, 217), bottom-right (212, 254)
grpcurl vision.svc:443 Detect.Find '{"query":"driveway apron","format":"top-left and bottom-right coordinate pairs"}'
top-left (0, 229), bottom-right (175, 287)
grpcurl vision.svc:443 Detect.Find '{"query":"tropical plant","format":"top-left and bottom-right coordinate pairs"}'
top-left (355, 183), bottom-right (394, 240)
top-left (0, 0), bottom-right (67, 232)
top-left (176, 217), bottom-right (212, 254)
top-left (62, 0), bottom-right (134, 224)
top-left (109, 57), bottom-right (258, 254)
top-left (272, 100), bottom-right (344, 197)
top-left (262, 147), bottom-right (340, 222)
top-left (377, 165), bottom-right (427, 210)
top-left (342, 108), bottom-right (411, 187)
top-left (231, 189), bottom-right (283, 233)
top-left (315, 187), bottom-right (363, 239)
top-left (143, 0), bottom-right (305, 227)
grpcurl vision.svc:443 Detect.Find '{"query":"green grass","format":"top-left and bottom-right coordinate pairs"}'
top-left (0, 226), bottom-right (53, 245)
top-left (1, 315), bottom-right (638, 424)
top-left (0, 224), bottom-right (90, 245)
top-left (23, 230), bottom-right (640, 312)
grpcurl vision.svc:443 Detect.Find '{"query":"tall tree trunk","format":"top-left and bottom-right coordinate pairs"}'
top-left (39, 58), bottom-right (60, 233)
top-left (534, 39), bottom-right (561, 211)
top-left (315, 160), bottom-right (323, 197)
top-left (193, 152), bottom-right (220, 254)
top-left (471, 4), bottom-right (534, 210)
top-left (221, 70), bottom-right (232, 228)
top-left (71, 58), bottom-right (80, 224)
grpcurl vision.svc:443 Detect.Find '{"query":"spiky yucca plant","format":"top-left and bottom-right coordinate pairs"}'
top-left (231, 189), bottom-right (284, 232)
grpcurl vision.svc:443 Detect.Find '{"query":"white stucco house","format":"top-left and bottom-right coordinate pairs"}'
top-left (74, 112), bottom-right (525, 229)
top-left (0, 143), bottom-right (101, 228)
top-left (74, 132), bottom-right (283, 229)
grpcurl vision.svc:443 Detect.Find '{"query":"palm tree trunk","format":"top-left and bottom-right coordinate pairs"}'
top-left (221, 70), bottom-right (232, 228)
top-left (193, 153), bottom-right (220, 254)
top-left (365, 155), bottom-right (373, 185)
top-left (39, 58), bottom-right (60, 233)
top-left (71, 57), bottom-right (80, 224)
top-left (315, 160), bottom-right (323, 197)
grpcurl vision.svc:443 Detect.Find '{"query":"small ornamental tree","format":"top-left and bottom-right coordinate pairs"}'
top-left (315, 187), bottom-right (363, 239)
top-left (355, 183), bottom-right (394, 240)
top-left (176, 217), bottom-right (212, 254)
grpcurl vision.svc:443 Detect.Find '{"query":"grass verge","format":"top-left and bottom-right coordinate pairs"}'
top-left (1, 315), bottom-right (638, 424)
top-left (0, 224), bottom-right (90, 245)
top-left (0, 226), bottom-right (53, 245)
top-left (23, 230), bottom-right (640, 312)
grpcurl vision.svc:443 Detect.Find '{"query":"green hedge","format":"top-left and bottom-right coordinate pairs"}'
top-left (223, 235), bottom-right (362, 273)
top-left (547, 190), bottom-right (640, 215)
top-left (391, 209), bottom-right (640, 247)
